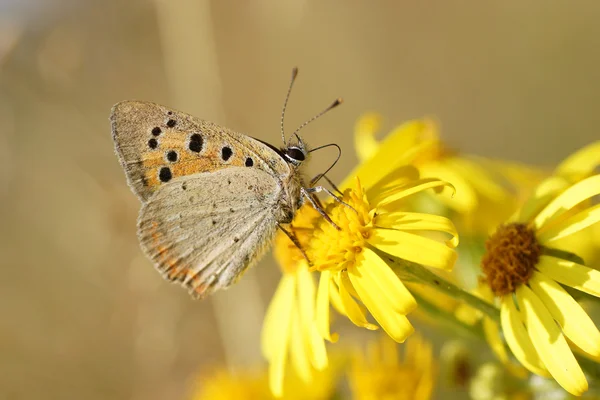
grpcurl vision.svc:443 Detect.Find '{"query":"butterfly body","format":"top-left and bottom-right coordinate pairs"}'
top-left (111, 101), bottom-right (307, 298)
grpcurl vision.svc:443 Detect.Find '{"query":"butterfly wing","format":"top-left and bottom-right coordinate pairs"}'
top-left (137, 167), bottom-right (281, 298)
top-left (111, 101), bottom-right (290, 202)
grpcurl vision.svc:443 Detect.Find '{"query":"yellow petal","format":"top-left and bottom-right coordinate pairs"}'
top-left (510, 176), bottom-right (570, 223)
top-left (296, 264), bottom-right (315, 325)
top-left (568, 338), bottom-right (600, 364)
top-left (442, 157), bottom-right (510, 202)
top-left (339, 271), bottom-right (379, 330)
top-left (263, 276), bottom-right (296, 397)
top-left (419, 162), bottom-right (478, 213)
top-left (537, 202), bottom-right (600, 244)
top-left (375, 178), bottom-right (455, 208)
top-left (315, 271), bottom-right (338, 343)
top-left (342, 118), bottom-right (436, 190)
top-left (366, 165), bottom-right (420, 197)
top-left (289, 304), bottom-right (312, 383)
top-left (296, 265), bottom-right (316, 331)
top-left (296, 266), bottom-right (328, 369)
top-left (500, 296), bottom-right (549, 377)
top-left (384, 118), bottom-right (439, 150)
top-left (348, 264), bottom-right (414, 342)
top-left (307, 324), bottom-right (328, 370)
top-left (482, 315), bottom-right (530, 379)
top-left (374, 211), bottom-right (459, 248)
top-left (555, 141), bottom-right (600, 181)
top-left (354, 113), bottom-right (382, 162)
top-left (358, 247), bottom-right (417, 314)
top-left (475, 157), bottom-right (547, 194)
top-left (262, 275), bottom-right (296, 360)
top-left (328, 278), bottom-right (346, 316)
top-left (517, 285), bottom-right (588, 396)
top-left (536, 255), bottom-right (600, 297)
top-left (529, 272), bottom-right (600, 357)
top-left (454, 302), bottom-right (480, 326)
top-left (483, 317), bottom-right (508, 363)
top-left (369, 228), bottom-right (457, 270)
top-left (534, 175), bottom-right (600, 231)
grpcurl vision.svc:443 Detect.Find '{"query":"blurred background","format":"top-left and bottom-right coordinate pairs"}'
top-left (2, 1), bottom-right (600, 399)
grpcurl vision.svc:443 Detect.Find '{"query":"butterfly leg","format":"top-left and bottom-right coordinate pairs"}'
top-left (277, 223), bottom-right (312, 266)
top-left (303, 186), bottom-right (358, 214)
top-left (300, 187), bottom-right (341, 230)
top-left (309, 173), bottom-right (343, 196)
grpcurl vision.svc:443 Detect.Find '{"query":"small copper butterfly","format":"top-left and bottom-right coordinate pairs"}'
top-left (111, 68), bottom-right (342, 298)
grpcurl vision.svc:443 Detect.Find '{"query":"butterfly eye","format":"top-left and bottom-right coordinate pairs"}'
top-left (285, 147), bottom-right (305, 162)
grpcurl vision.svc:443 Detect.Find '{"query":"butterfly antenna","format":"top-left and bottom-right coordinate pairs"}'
top-left (281, 67), bottom-right (299, 144)
top-left (289, 97), bottom-right (343, 146)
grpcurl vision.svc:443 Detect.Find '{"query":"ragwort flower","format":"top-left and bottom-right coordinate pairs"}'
top-left (348, 334), bottom-right (436, 400)
top-left (310, 170), bottom-right (458, 344)
top-left (190, 363), bottom-right (337, 400)
top-left (477, 142), bottom-right (600, 396)
top-left (349, 113), bottom-right (545, 234)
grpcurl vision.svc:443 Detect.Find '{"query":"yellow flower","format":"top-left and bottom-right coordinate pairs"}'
top-left (348, 113), bottom-right (545, 234)
top-left (261, 205), bottom-right (327, 398)
top-left (348, 334), bottom-right (436, 400)
top-left (190, 368), bottom-right (268, 400)
top-left (310, 172), bottom-right (458, 343)
top-left (189, 365), bottom-right (336, 400)
top-left (477, 142), bottom-right (600, 396)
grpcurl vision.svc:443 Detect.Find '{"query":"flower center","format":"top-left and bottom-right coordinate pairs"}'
top-left (308, 179), bottom-right (373, 272)
top-left (481, 223), bottom-right (541, 296)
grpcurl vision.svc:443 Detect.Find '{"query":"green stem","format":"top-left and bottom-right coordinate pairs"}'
top-left (376, 249), bottom-right (501, 323)
top-left (411, 291), bottom-right (486, 342)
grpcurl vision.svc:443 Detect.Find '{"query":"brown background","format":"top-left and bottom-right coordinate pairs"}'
top-left (1, 1), bottom-right (599, 399)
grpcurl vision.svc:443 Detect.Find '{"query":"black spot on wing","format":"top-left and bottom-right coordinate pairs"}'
top-left (159, 167), bottom-right (172, 182)
top-left (166, 150), bottom-right (178, 162)
top-left (222, 146), bottom-right (233, 161)
top-left (189, 133), bottom-right (203, 153)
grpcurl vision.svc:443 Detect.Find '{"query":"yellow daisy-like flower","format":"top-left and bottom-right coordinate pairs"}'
top-left (190, 368), bottom-right (268, 400)
top-left (349, 113), bottom-right (545, 234)
top-left (348, 334), bottom-right (436, 400)
top-left (261, 205), bottom-right (327, 398)
top-left (477, 142), bottom-right (600, 396)
top-left (310, 171), bottom-right (458, 343)
top-left (189, 365), bottom-right (337, 400)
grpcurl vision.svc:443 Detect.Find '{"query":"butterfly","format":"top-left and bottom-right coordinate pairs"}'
top-left (111, 68), bottom-right (342, 298)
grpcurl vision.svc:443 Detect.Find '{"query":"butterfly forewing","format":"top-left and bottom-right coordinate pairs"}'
top-left (111, 101), bottom-right (290, 202)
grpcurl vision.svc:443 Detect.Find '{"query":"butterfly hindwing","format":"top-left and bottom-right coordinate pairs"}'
top-left (111, 100), bottom-right (290, 202)
top-left (137, 167), bottom-right (281, 298)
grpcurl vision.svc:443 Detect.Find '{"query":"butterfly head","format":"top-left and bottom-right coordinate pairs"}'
top-left (282, 135), bottom-right (309, 167)
top-left (279, 68), bottom-right (341, 169)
